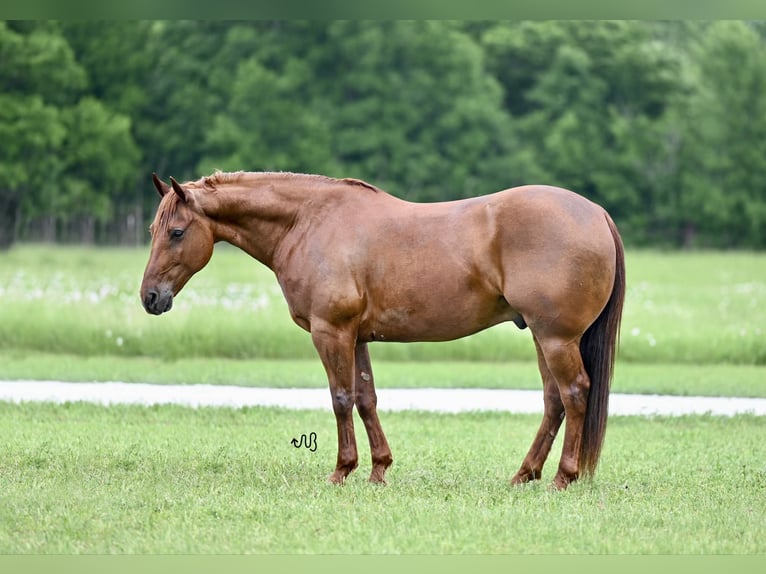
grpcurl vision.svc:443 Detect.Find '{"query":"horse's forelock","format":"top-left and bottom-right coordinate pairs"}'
top-left (155, 191), bottom-right (181, 232)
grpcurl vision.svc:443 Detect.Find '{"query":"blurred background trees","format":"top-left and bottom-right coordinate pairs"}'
top-left (2, 20), bottom-right (765, 249)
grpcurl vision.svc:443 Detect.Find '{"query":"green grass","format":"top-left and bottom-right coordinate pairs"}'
top-left (0, 402), bottom-right (764, 554)
top-left (1, 245), bottom-right (765, 365)
top-left (621, 250), bottom-right (766, 364)
top-left (2, 352), bottom-right (766, 398)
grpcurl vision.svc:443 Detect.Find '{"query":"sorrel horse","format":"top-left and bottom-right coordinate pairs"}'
top-left (141, 171), bottom-right (625, 490)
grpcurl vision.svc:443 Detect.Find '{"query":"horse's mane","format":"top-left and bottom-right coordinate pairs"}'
top-left (189, 170), bottom-right (380, 193)
top-left (153, 171), bottom-right (379, 234)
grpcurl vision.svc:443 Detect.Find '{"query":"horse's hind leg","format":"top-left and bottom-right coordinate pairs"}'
top-left (536, 336), bottom-right (591, 490)
top-left (354, 343), bottom-right (393, 483)
top-left (511, 336), bottom-right (565, 484)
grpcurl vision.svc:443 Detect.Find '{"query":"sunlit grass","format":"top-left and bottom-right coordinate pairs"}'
top-left (0, 402), bottom-right (764, 554)
top-left (620, 251), bottom-right (766, 364)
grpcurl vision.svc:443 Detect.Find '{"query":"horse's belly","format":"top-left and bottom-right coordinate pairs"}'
top-left (359, 291), bottom-right (517, 343)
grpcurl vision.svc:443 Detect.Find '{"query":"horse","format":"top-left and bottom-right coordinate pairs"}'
top-left (140, 170), bottom-right (625, 490)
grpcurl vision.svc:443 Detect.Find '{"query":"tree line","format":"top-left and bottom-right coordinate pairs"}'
top-left (2, 20), bottom-right (766, 249)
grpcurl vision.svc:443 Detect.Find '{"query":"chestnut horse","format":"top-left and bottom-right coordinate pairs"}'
top-left (141, 171), bottom-right (625, 490)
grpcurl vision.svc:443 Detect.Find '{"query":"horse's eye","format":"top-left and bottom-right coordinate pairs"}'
top-left (170, 228), bottom-right (185, 239)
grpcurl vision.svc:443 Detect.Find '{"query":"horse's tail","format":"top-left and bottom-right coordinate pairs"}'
top-left (579, 212), bottom-right (626, 477)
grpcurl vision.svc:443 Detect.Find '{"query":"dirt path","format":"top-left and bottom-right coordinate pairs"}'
top-left (1, 380), bottom-right (765, 416)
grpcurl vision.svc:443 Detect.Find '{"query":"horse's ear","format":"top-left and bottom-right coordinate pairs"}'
top-left (152, 173), bottom-right (171, 197)
top-left (169, 177), bottom-right (188, 203)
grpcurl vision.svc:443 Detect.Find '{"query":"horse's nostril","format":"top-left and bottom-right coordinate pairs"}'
top-left (143, 287), bottom-right (172, 315)
top-left (144, 288), bottom-right (158, 309)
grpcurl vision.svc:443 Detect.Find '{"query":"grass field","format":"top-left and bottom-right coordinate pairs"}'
top-left (1, 402), bottom-right (764, 554)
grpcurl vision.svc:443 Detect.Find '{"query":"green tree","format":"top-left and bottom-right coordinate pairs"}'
top-left (5, 20), bottom-right (766, 249)
top-left (61, 21), bottom-right (162, 243)
top-left (674, 21), bottom-right (766, 248)
top-left (482, 21), bottom-right (685, 242)
top-left (135, 21), bottom-right (233, 181)
top-left (56, 98), bottom-right (140, 242)
top-left (0, 95), bottom-right (64, 248)
top-left (0, 21), bottom-right (83, 249)
top-left (59, 21), bottom-right (154, 116)
top-left (199, 57), bottom-right (334, 175)
top-left (309, 21), bottom-right (542, 200)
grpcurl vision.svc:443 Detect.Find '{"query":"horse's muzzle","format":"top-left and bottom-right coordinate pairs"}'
top-left (142, 287), bottom-right (173, 315)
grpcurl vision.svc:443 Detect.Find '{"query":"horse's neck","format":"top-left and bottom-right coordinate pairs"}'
top-left (203, 175), bottom-right (325, 268)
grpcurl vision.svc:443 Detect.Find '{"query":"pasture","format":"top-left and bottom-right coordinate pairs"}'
top-left (1, 402), bottom-right (764, 554)
top-left (1, 244), bottom-right (765, 554)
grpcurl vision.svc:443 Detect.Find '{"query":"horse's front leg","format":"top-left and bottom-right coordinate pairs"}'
top-left (354, 343), bottom-right (393, 484)
top-left (311, 320), bottom-right (359, 484)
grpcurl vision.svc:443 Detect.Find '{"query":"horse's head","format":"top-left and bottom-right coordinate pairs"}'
top-left (140, 174), bottom-right (214, 315)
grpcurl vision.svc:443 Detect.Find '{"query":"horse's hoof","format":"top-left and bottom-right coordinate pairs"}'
top-left (510, 469), bottom-right (541, 486)
top-left (368, 473), bottom-right (388, 485)
top-left (327, 471), bottom-right (346, 485)
top-left (551, 473), bottom-right (574, 490)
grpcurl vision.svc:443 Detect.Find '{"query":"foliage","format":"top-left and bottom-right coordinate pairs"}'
top-left (675, 21), bottom-right (766, 248)
top-left (199, 57), bottom-right (334, 175)
top-left (0, 21), bottom-right (139, 247)
top-left (3, 21), bottom-right (766, 248)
